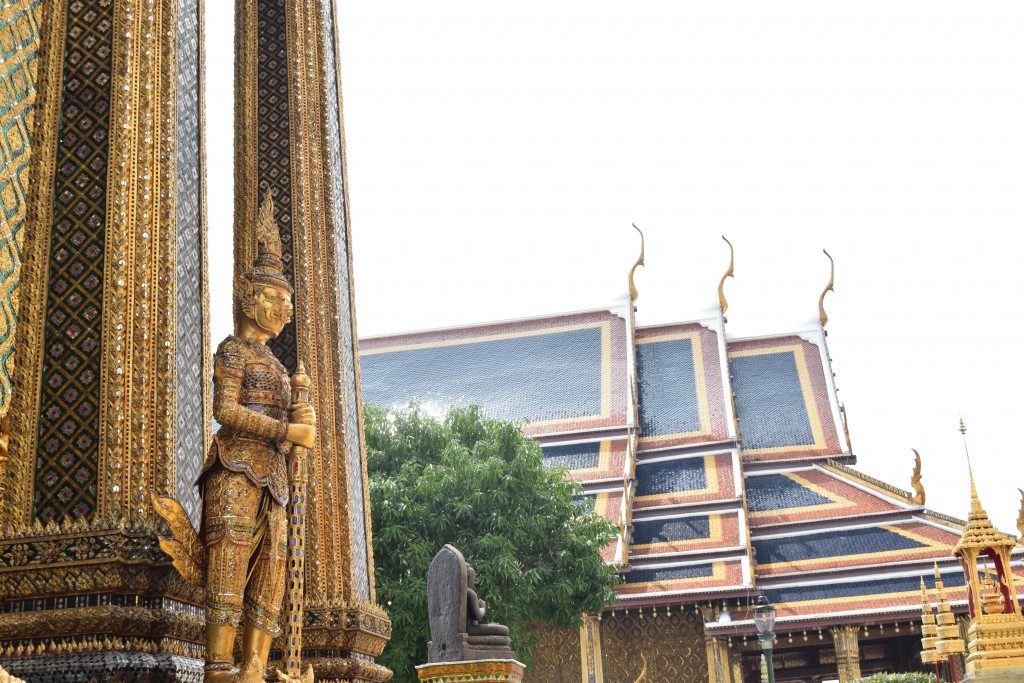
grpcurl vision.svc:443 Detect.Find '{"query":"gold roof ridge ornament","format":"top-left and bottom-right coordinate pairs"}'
top-left (628, 223), bottom-right (645, 305)
top-left (818, 249), bottom-right (835, 328)
top-left (1016, 488), bottom-right (1024, 544)
top-left (911, 449), bottom-right (926, 506)
top-left (718, 235), bottom-right (734, 314)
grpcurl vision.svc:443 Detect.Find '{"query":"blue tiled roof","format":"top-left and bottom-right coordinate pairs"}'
top-left (753, 527), bottom-right (926, 565)
top-left (636, 458), bottom-right (707, 497)
top-left (633, 516), bottom-right (710, 545)
top-left (543, 443), bottom-right (600, 471)
top-left (625, 563), bottom-right (714, 584)
top-left (637, 338), bottom-right (701, 437)
top-left (765, 572), bottom-right (966, 605)
top-left (731, 352), bottom-right (814, 449)
top-left (746, 474), bottom-right (832, 512)
top-left (361, 327), bottom-right (604, 423)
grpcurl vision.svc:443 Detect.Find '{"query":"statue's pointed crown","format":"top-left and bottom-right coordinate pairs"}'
top-left (243, 194), bottom-right (292, 293)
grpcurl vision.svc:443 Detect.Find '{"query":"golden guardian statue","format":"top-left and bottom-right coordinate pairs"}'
top-left (154, 195), bottom-right (315, 682)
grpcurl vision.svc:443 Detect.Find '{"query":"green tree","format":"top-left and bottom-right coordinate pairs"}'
top-left (365, 403), bottom-right (620, 682)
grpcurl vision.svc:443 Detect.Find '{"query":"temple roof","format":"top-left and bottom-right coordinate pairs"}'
top-left (358, 297), bottom-right (1023, 628)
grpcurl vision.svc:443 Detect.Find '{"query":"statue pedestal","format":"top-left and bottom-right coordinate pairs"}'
top-left (416, 659), bottom-right (526, 683)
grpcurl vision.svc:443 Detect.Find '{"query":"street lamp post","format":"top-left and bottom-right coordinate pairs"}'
top-left (754, 595), bottom-right (777, 683)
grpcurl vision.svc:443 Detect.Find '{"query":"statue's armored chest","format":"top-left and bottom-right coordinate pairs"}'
top-left (239, 358), bottom-right (290, 410)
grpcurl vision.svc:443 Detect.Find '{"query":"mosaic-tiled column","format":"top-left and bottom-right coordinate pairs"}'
top-left (233, 0), bottom-right (391, 679)
top-left (579, 613), bottom-right (605, 683)
top-left (706, 636), bottom-right (738, 683)
top-left (831, 625), bottom-right (861, 683)
top-left (0, 0), bottom-right (209, 678)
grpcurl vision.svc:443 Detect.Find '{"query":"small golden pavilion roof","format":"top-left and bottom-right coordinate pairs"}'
top-left (953, 465), bottom-right (1015, 555)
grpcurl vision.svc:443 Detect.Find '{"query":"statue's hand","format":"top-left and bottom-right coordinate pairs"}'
top-left (286, 423), bottom-right (316, 449)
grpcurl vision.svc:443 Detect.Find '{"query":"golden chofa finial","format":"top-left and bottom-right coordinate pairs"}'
top-left (910, 449), bottom-right (925, 505)
top-left (717, 235), bottom-right (734, 314)
top-left (818, 249), bottom-right (835, 328)
top-left (628, 223), bottom-right (645, 304)
top-left (1016, 488), bottom-right (1023, 544)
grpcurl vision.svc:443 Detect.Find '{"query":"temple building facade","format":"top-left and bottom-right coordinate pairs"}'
top-left (359, 249), bottom-right (1024, 683)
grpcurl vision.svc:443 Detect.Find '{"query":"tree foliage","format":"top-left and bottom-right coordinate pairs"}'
top-left (365, 403), bottom-right (620, 682)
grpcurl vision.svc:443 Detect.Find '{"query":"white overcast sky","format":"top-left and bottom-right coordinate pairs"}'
top-left (205, 1), bottom-right (1024, 534)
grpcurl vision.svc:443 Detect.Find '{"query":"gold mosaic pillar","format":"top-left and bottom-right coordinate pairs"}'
top-left (233, 0), bottom-right (391, 679)
top-left (831, 625), bottom-right (861, 683)
top-left (0, 0), bottom-right (209, 678)
top-left (706, 637), bottom-right (740, 683)
top-left (580, 613), bottom-right (605, 683)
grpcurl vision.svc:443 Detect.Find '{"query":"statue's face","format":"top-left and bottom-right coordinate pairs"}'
top-left (254, 285), bottom-right (293, 338)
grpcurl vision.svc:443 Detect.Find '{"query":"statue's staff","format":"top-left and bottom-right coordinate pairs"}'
top-left (280, 361), bottom-right (314, 682)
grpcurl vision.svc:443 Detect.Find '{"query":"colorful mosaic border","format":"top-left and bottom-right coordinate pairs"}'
top-left (630, 512), bottom-right (741, 557)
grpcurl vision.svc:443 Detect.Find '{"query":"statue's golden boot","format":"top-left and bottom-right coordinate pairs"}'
top-left (237, 624), bottom-right (274, 680)
top-left (204, 622), bottom-right (237, 683)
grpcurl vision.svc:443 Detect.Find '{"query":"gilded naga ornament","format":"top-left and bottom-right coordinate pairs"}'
top-left (910, 449), bottom-right (925, 505)
top-left (154, 195), bottom-right (316, 682)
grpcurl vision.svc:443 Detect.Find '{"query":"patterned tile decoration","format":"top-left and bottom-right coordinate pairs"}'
top-left (174, 0), bottom-right (204, 526)
top-left (321, 0), bottom-right (372, 601)
top-left (601, 609), bottom-right (708, 683)
top-left (33, 0), bottom-right (115, 523)
top-left (257, 0), bottom-right (296, 372)
top-left (588, 489), bottom-right (623, 563)
top-left (762, 569), bottom-right (968, 619)
top-left (635, 323), bottom-right (730, 449)
top-left (752, 522), bottom-right (961, 576)
top-left (633, 453), bottom-right (736, 508)
top-left (616, 560), bottom-right (745, 597)
top-left (522, 623), bottom-right (581, 683)
top-left (541, 439), bottom-right (625, 482)
top-left (630, 512), bottom-right (741, 557)
top-left (0, 0), bottom-right (40, 417)
top-left (728, 336), bottom-right (841, 462)
top-left (0, 652), bottom-right (203, 683)
top-left (745, 468), bottom-right (902, 526)
top-left (360, 311), bottom-right (629, 436)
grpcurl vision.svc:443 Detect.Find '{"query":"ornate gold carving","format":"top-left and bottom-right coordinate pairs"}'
top-left (910, 449), bottom-right (926, 505)
top-left (602, 609), bottom-right (708, 682)
top-left (830, 625), bottom-right (861, 683)
top-left (717, 236), bottom-right (734, 314)
top-left (818, 249), bottom-right (835, 328)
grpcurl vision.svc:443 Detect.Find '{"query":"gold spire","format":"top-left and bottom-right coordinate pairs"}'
top-left (717, 235), bottom-right (734, 314)
top-left (910, 449), bottom-right (925, 506)
top-left (818, 249), bottom-right (835, 328)
top-left (961, 419), bottom-right (983, 516)
top-left (628, 223), bottom-right (645, 304)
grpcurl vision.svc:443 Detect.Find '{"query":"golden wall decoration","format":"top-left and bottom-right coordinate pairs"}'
top-left (0, 0), bottom-right (39, 422)
top-left (602, 609), bottom-right (708, 683)
top-left (524, 623), bottom-right (582, 683)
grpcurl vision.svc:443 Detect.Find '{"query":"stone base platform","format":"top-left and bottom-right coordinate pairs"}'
top-left (416, 659), bottom-right (525, 683)
top-left (966, 666), bottom-right (1024, 682)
